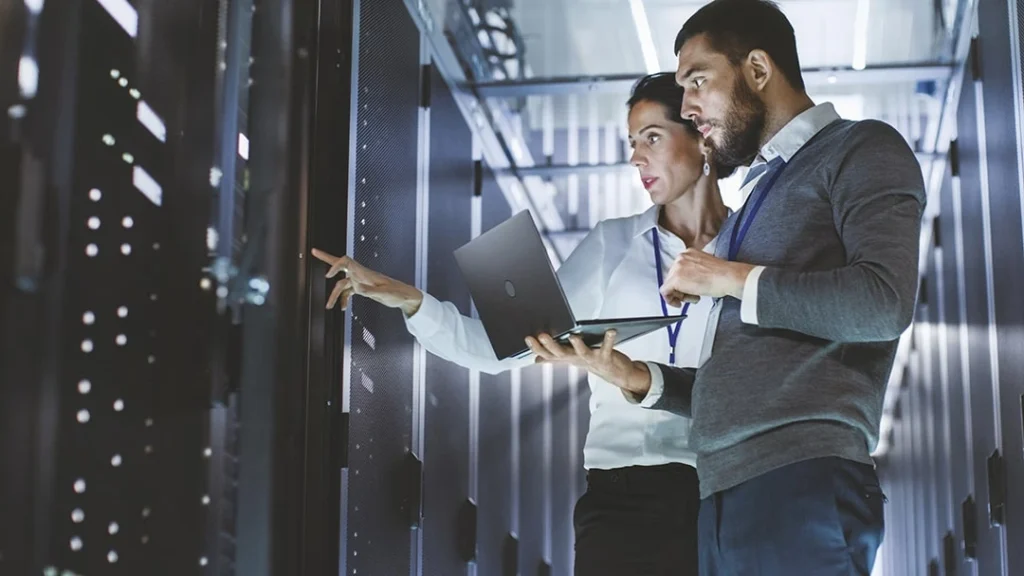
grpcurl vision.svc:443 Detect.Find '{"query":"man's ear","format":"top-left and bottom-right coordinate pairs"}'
top-left (745, 49), bottom-right (773, 91)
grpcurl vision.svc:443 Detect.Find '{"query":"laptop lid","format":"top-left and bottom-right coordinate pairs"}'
top-left (453, 210), bottom-right (576, 360)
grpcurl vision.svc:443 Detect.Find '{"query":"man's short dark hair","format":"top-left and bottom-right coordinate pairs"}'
top-left (674, 0), bottom-right (805, 92)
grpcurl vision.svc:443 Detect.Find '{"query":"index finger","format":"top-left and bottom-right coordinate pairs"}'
top-left (311, 248), bottom-right (339, 265)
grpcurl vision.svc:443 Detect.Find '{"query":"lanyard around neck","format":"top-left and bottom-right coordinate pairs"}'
top-left (728, 156), bottom-right (789, 262)
top-left (652, 228), bottom-right (688, 365)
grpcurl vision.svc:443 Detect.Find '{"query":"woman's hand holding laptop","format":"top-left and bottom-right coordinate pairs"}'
top-left (526, 331), bottom-right (652, 397)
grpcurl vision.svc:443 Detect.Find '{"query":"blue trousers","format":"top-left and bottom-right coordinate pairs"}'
top-left (698, 457), bottom-right (886, 576)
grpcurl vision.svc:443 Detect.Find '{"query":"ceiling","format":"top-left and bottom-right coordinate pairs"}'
top-left (510, 0), bottom-right (955, 78)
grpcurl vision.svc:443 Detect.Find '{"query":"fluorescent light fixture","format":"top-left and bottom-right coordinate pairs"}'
top-left (136, 101), bottom-right (166, 142)
top-left (133, 165), bottom-right (162, 206)
top-left (852, 0), bottom-right (871, 71)
top-left (629, 0), bottom-right (661, 74)
top-left (95, 0), bottom-right (138, 38)
top-left (18, 56), bottom-right (39, 98)
top-left (237, 133), bottom-right (250, 160)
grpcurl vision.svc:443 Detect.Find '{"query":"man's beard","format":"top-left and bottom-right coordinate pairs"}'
top-left (709, 76), bottom-right (767, 168)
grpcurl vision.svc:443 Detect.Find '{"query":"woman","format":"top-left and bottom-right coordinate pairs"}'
top-left (313, 72), bottom-right (735, 575)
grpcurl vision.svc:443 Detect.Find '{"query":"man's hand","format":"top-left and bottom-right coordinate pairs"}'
top-left (311, 248), bottom-right (424, 316)
top-left (660, 249), bottom-right (755, 308)
top-left (525, 330), bottom-right (652, 397)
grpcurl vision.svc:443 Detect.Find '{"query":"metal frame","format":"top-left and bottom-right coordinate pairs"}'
top-left (409, 29), bottom-right (432, 576)
top-left (400, 0), bottom-right (567, 263)
top-left (508, 153), bottom-right (944, 179)
top-left (472, 63), bottom-right (954, 98)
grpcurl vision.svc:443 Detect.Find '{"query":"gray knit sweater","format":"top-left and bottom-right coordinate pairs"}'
top-left (649, 117), bottom-right (926, 498)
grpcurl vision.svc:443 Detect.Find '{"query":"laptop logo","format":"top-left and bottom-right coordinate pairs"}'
top-left (504, 280), bottom-right (516, 298)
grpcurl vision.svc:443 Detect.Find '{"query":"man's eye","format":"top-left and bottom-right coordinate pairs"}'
top-left (693, 78), bottom-right (705, 88)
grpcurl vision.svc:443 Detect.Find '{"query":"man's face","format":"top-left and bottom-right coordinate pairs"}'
top-left (675, 33), bottom-right (767, 167)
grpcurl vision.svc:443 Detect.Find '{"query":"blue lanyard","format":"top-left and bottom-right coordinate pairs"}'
top-left (652, 228), bottom-right (688, 364)
top-left (728, 157), bottom-right (788, 262)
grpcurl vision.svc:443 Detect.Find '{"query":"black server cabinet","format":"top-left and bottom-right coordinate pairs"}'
top-left (422, 63), bottom-right (475, 575)
top-left (477, 164), bottom-right (516, 576)
top-left (345, 0), bottom-right (422, 574)
top-left (954, 61), bottom-right (1006, 574)
top-left (0, 0), bottom-right (228, 573)
top-left (978, 2), bottom-right (1024, 571)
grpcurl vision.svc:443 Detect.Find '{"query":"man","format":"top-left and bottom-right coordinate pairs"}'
top-left (527, 1), bottom-right (925, 574)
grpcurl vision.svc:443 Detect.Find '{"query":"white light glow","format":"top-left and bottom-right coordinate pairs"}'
top-left (628, 0), bottom-right (661, 74)
top-left (18, 56), bottom-right (39, 98)
top-left (852, 0), bottom-right (871, 70)
top-left (25, 0), bottom-right (45, 15)
top-left (137, 101), bottom-right (166, 143)
top-left (95, 0), bottom-right (138, 38)
top-left (133, 165), bottom-right (162, 206)
top-left (238, 133), bottom-right (250, 160)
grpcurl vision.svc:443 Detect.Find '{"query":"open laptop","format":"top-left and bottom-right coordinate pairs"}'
top-left (453, 210), bottom-right (685, 360)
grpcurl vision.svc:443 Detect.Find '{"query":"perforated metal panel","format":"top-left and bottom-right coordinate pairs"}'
top-left (345, 0), bottom-right (421, 574)
top-left (422, 63), bottom-right (474, 575)
top-left (954, 65), bottom-right (1005, 574)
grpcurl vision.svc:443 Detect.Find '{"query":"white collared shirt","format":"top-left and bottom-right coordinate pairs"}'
top-left (642, 102), bottom-right (843, 398)
top-left (405, 204), bottom-right (720, 470)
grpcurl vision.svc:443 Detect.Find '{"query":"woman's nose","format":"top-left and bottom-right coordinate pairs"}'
top-left (630, 149), bottom-right (646, 167)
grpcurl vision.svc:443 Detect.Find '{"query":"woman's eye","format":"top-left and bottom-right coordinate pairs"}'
top-left (648, 135), bottom-right (660, 145)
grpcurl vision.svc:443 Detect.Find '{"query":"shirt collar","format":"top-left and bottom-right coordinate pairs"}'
top-left (758, 102), bottom-right (841, 164)
top-left (633, 204), bottom-right (662, 238)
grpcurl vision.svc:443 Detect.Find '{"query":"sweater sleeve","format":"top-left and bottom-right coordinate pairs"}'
top-left (751, 121), bottom-right (926, 342)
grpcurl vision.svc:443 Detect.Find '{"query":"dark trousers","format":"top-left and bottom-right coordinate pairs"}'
top-left (698, 457), bottom-right (886, 576)
top-left (574, 463), bottom-right (700, 576)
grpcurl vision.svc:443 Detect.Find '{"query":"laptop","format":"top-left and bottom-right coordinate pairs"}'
top-left (453, 210), bottom-right (685, 360)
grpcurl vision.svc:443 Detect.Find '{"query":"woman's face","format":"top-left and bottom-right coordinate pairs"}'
top-left (627, 100), bottom-right (704, 205)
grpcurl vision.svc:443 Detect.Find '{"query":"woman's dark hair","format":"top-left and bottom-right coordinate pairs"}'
top-left (627, 72), bottom-right (698, 136)
top-left (627, 72), bottom-right (737, 178)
